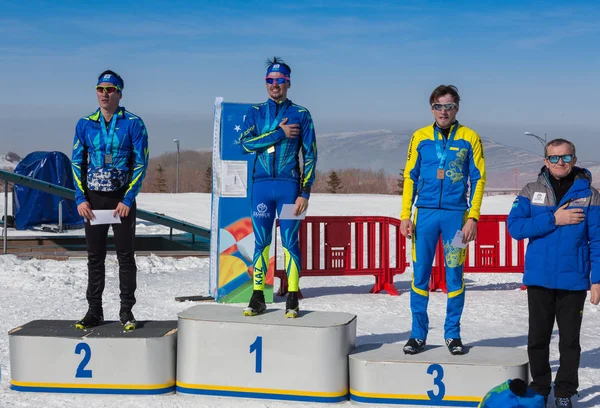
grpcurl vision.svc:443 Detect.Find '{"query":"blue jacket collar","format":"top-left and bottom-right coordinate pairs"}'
top-left (86, 107), bottom-right (125, 122)
top-left (267, 98), bottom-right (291, 107)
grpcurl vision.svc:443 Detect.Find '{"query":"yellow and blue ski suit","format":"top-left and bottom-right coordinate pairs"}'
top-left (401, 121), bottom-right (486, 340)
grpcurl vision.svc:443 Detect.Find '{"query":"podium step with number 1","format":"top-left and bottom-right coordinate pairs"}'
top-left (176, 305), bottom-right (357, 402)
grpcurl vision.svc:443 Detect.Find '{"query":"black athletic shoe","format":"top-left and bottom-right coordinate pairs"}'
top-left (119, 310), bottom-right (137, 331)
top-left (403, 338), bottom-right (426, 355)
top-left (285, 291), bottom-right (299, 318)
top-left (243, 290), bottom-right (267, 316)
top-left (75, 308), bottom-right (104, 329)
top-left (445, 338), bottom-right (464, 355)
top-left (555, 397), bottom-right (572, 407)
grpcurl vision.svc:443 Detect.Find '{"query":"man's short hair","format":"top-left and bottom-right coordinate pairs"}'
top-left (98, 70), bottom-right (125, 90)
top-left (265, 56), bottom-right (291, 75)
top-left (429, 85), bottom-right (460, 105)
top-left (544, 138), bottom-right (576, 158)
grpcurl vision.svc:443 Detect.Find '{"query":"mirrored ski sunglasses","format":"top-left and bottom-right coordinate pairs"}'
top-left (95, 86), bottom-right (120, 94)
top-left (546, 154), bottom-right (574, 164)
top-left (431, 103), bottom-right (458, 111)
top-left (265, 77), bottom-right (289, 85)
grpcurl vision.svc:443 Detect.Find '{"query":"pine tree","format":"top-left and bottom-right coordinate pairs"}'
top-left (396, 168), bottom-right (405, 195)
top-left (326, 170), bottom-right (343, 194)
top-left (154, 164), bottom-right (169, 193)
top-left (202, 166), bottom-right (213, 193)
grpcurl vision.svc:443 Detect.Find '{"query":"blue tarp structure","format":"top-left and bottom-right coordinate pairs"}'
top-left (13, 151), bottom-right (83, 230)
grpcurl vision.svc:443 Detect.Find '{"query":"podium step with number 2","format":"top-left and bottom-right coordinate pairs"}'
top-left (9, 320), bottom-right (177, 394)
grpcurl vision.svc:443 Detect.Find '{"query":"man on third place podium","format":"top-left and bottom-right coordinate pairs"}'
top-left (237, 57), bottom-right (317, 318)
top-left (400, 85), bottom-right (486, 355)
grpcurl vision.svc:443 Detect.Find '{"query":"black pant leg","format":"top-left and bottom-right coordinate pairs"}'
top-left (527, 286), bottom-right (557, 397)
top-left (84, 191), bottom-right (111, 309)
top-left (112, 201), bottom-right (137, 311)
top-left (554, 289), bottom-right (587, 398)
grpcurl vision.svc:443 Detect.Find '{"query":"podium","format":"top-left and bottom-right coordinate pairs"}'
top-left (9, 320), bottom-right (177, 394)
top-left (349, 343), bottom-right (529, 407)
top-left (176, 305), bottom-right (356, 402)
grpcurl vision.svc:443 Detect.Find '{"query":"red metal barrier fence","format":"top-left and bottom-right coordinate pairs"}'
top-left (273, 215), bottom-right (525, 297)
top-left (275, 216), bottom-right (408, 297)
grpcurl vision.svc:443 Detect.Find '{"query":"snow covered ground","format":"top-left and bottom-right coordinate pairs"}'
top-left (1, 193), bottom-right (599, 408)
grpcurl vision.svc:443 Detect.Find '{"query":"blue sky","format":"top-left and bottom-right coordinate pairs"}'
top-left (1, 0), bottom-right (599, 159)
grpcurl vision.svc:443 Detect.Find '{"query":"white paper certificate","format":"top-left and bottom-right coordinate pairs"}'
top-left (89, 210), bottom-right (121, 225)
top-left (279, 204), bottom-right (307, 220)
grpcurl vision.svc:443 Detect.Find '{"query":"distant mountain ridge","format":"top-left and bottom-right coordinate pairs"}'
top-left (317, 130), bottom-right (600, 189)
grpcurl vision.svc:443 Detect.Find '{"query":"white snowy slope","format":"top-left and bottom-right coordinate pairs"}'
top-left (0, 193), bottom-right (599, 408)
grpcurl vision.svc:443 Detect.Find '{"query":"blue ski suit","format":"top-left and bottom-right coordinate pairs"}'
top-left (238, 98), bottom-right (317, 291)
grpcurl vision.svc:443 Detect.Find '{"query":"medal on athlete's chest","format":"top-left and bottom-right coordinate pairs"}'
top-left (433, 123), bottom-right (458, 182)
top-left (101, 114), bottom-right (118, 167)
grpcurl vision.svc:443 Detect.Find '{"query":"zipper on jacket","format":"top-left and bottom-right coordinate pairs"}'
top-left (438, 176), bottom-right (444, 207)
top-left (438, 135), bottom-right (446, 208)
top-left (543, 172), bottom-right (559, 208)
top-left (272, 103), bottom-right (279, 179)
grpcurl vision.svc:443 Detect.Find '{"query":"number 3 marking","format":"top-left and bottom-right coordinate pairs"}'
top-left (427, 363), bottom-right (445, 402)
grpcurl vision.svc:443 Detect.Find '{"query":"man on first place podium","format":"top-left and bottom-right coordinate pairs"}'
top-left (237, 57), bottom-right (317, 318)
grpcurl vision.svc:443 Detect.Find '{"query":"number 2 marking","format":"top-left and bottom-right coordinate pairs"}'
top-left (75, 342), bottom-right (92, 378)
top-left (249, 336), bottom-right (263, 373)
top-left (427, 363), bottom-right (445, 402)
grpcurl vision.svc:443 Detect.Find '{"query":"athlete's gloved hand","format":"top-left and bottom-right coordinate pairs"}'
top-left (279, 118), bottom-right (300, 138)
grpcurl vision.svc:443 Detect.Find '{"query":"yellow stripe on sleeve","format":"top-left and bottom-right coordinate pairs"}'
top-left (465, 132), bottom-right (486, 220)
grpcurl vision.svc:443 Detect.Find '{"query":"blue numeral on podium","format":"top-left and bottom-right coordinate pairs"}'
top-left (249, 336), bottom-right (263, 373)
top-left (427, 363), bottom-right (445, 402)
top-left (75, 342), bottom-right (92, 378)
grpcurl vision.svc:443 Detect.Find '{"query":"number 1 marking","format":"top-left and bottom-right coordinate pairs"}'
top-left (249, 336), bottom-right (263, 373)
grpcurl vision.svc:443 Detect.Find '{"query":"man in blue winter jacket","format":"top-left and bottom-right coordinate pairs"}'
top-left (508, 138), bottom-right (600, 408)
top-left (237, 57), bottom-right (317, 318)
